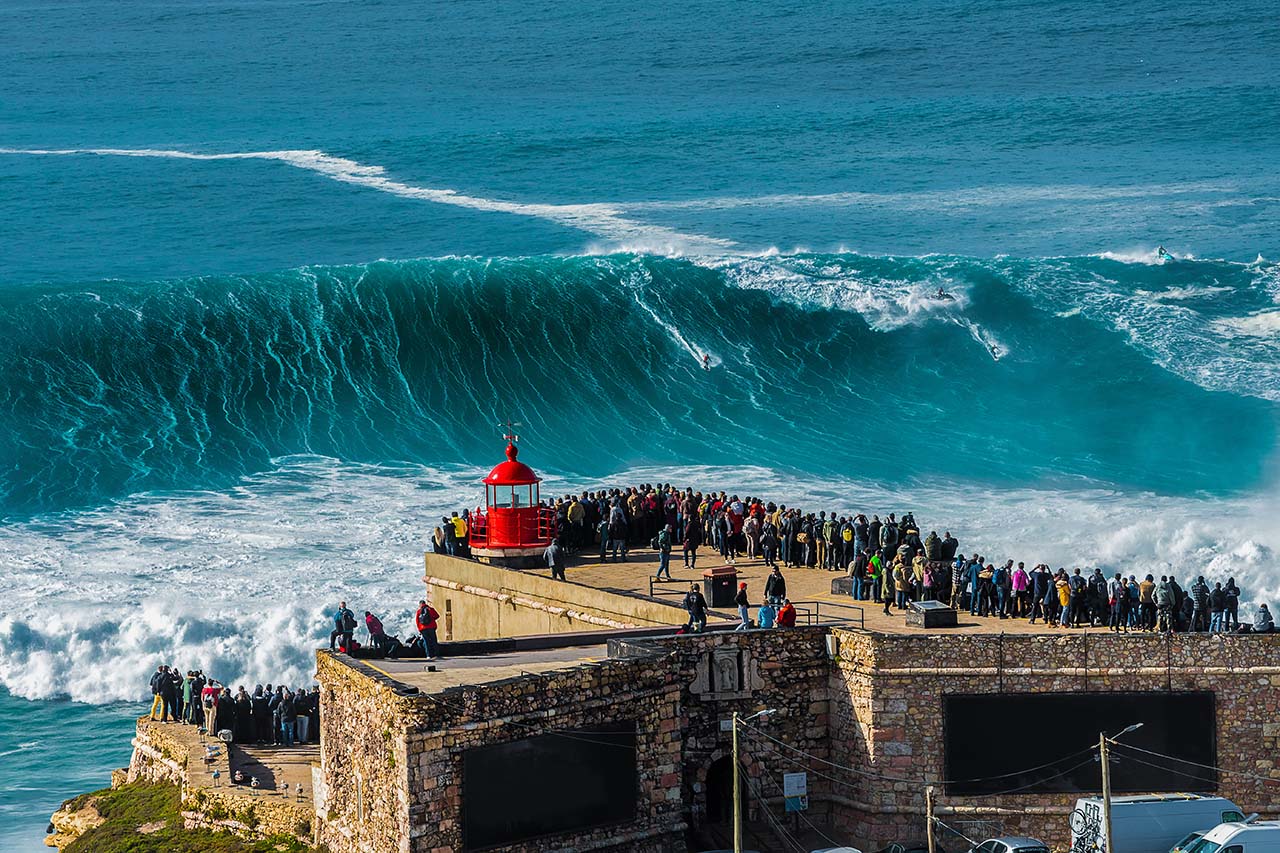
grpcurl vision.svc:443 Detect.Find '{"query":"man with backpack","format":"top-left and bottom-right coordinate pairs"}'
top-left (683, 583), bottom-right (708, 633)
top-left (330, 601), bottom-right (356, 651)
top-left (653, 523), bottom-right (674, 580)
top-left (991, 561), bottom-right (1010, 618)
top-left (416, 599), bottom-right (441, 660)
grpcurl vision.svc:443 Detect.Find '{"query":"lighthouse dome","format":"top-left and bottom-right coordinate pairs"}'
top-left (482, 443), bottom-right (541, 486)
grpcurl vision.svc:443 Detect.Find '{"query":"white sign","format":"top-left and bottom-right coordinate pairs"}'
top-left (783, 771), bottom-right (808, 798)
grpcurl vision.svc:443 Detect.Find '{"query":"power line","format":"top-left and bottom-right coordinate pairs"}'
top-left (1103, 748), bottom-right (1219, 788)
top-left (737, 726), bottom-right (1097, 799)
top-left (1108, 742), bottom-right (1280, 787)
top-left (738, 718), bottom-right (1097, 787)
top-left (932, 815), bottom-right (981, 848)
top-left (738, 760), bottom-right (809, 853)
top-left (974, 756), bottom-right (1099, 797)
top-left (755, 763), bottom-right (849, 850)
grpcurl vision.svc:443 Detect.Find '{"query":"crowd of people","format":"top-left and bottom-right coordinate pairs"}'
top-left (146, 665), bottom-right (319, 747)
top-left (445, 481), bottom-right (1272, 636)
top-left (942, 565), bottom-right (1272, 635)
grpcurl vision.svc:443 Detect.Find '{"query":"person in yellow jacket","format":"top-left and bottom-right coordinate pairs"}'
top-left (566, 497), bottom-right (585, 547)
top-left (450, 512), bottom-right (469, 557)
top-left (912, 554), bottom-right (927, 601)
top-left (1056, 573), bottom-right (1073, 628)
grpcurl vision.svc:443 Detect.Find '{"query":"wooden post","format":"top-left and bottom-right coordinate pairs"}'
top-left (926, 785), bottom-right (937, 853)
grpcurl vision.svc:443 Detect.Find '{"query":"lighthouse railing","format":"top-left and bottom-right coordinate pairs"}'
top-left (536, 507), bottom-right (556, 542)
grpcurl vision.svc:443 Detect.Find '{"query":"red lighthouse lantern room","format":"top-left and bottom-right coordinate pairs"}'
top-left (468, 437), bottom-right (555, 568)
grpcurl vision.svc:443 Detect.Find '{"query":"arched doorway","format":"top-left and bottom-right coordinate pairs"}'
top-left (704, 756), bottom-right (746, 824)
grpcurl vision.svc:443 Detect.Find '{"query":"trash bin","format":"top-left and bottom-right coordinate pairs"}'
top-left (702, 565), bottom-right (738, 608)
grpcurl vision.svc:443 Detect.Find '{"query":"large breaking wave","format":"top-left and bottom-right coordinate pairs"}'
top-left (2, 251), bottom-right (1278, 516)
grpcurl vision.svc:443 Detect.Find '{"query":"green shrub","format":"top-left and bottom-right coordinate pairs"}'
top-left (62, 782), bottom-right (321, 853)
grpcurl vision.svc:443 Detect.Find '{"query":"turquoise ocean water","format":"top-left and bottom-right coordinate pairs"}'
top-left (2, 1), bottom-right (1279, 848)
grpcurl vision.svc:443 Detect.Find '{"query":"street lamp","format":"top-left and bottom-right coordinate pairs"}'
top-left (1100, 723), bottom-right (1144, 852)
top-left (733, 708), bottom-right (777, 853)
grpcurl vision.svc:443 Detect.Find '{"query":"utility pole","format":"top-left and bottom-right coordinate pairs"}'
top-left (733, 710), bottom-right (742, 853)
top-left (1100, 732), bottom-right (1113, 853)
top-left (731, 708), bottom-right (775, 853)
top-left (1099, 723), bottom-right (1144, 853)
top-left (925, 785), bottom-right (937, 853)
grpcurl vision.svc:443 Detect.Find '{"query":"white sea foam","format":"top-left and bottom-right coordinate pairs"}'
top-left (1135, 285), bottom-right (1233, 301)
top-left (1214, 310), bottom-right (1280, 338)
top-left (0, 146), bottom-right (735, 254)
top-left (705, 255), bottom-right (970, 331)
top-left (1094, 247), bottom-right (1197, 265)
top-left (1, 457), bottom-right (1275, 703)
top-left (623, 182), bottom-right (1236, 212)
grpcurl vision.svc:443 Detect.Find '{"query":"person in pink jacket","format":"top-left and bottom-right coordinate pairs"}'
top-left (1011, 562), bottom-right (1031, 618)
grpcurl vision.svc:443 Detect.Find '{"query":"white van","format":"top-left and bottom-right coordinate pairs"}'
top-left (1186, 821), bottom-right (1280, 852)
top-left (1070, 794), bottom-right (1245, 853)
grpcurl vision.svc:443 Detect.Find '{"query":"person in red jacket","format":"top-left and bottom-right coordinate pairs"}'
top-left (415, 599), bottom-right (441, 660)
top-left (775, 598), bottom-right (797, 628)
top-left (364, 611), bottom-right (387, 652)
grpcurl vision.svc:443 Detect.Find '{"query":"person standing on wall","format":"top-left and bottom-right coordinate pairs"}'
top-left (1225, 577), bottom-right (1242, 631)
top-left (734, 582), bottom-right (751, 631)
top-left (364, 611), bottom-right (387, 651)
top-left (416, 598), bottom-right (441, 660)
top-left (330, 601), bottom-right (355, 651)
top-left (149, 665), bottom-right (168, 721)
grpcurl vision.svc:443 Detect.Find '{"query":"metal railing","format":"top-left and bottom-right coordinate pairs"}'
top-left (468, 507), bottom-right (557, 548)
top-left (647, 576), bottom-right (690, 600)
top-left (790, 600), bottom-right (865, 629)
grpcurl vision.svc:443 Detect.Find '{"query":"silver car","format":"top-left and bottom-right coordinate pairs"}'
top-left (967, 838), bottom-right (1050, 853)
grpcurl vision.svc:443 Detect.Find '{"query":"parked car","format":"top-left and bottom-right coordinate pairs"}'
top-left (1185, 819), bottom-right (1280, 851)
top-left (1171, 832), bottom-right (1206, 853)
top-left (811, 848), bottom-right (864, 853)
top-left (872, 843), bottom-right (945, 853)
top-left (967, 838), bottom-right (1049, 853)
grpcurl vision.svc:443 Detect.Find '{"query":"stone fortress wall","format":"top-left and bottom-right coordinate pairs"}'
top-left (424, 551), bottom-right (697, 639)
top-left (827, 629), bottom-right (1280, 845)
top-left (317, 618), bottom-right (1280, 853)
